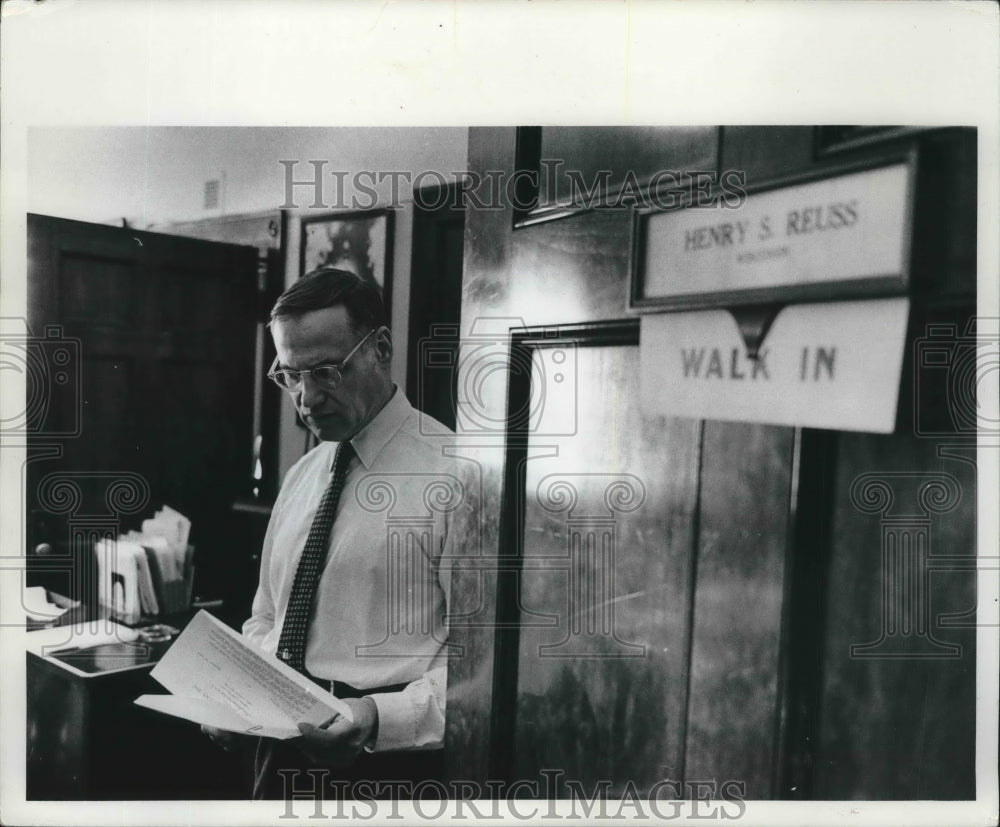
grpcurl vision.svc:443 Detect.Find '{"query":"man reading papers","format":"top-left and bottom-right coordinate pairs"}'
top-left (202, 268), bottom-right (468, 800)
top-left (137, 610), bottom-right (354, 739)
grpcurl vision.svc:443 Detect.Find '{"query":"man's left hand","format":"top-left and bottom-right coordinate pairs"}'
top-left (294, 696), bottom-right (378, 767)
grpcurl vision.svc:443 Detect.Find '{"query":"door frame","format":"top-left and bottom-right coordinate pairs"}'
top-left (489, 318), bottom-right (641, 783)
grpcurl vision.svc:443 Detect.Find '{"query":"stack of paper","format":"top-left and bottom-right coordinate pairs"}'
top-left (141, 505), bottom-right (191, 555)
top-left (96, 505), bottom-right (195, 623)
top-left (27, 619), bottom-right (140, 656)
top-left (23, 586), bottom-right (74, 623)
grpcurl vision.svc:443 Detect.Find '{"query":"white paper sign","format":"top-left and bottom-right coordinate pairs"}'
top-left (640, 298), bottom-right (910, 433)
top-left (642, 163), bottom-right (911, 299)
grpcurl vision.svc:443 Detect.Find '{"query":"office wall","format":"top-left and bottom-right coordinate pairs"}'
top-left (27, 127), bottom-right (468, 228)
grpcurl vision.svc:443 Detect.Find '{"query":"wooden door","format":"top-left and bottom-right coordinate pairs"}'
top-left (491, 321), bottom-right (701, 797)
top-left (487, 321), bottom-right (795, 799)
top-left (26, 214), bottom-right (258, 607)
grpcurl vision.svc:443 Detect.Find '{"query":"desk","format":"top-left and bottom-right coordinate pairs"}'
top-left (26, 610), bottom-right (249, 800)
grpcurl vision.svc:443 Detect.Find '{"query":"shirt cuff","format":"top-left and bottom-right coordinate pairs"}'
top-left (366, 690), bottom-right (416, 752)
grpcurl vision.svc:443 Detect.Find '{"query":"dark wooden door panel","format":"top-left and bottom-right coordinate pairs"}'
top-left (58, 254), bottom-right (138, 327)
top-left (407, 183), bottom-right (465, 430)
top-left (26, 214), bottom-right (258, 606)
top-left (683, 421), bottom-right (795, 798)
top-left (719, 126), bottom-right (817, 183)
top-left (509, 208), bottom-right (633, 327)
top-left (537, 126), bottom-right (719, 208)
top-left (813, 432), bottom-right (976, 799)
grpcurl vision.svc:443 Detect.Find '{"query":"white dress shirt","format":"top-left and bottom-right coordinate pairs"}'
top-left (243, 389), bottom-right (463, 752)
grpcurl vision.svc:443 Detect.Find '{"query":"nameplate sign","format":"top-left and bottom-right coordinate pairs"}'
top-left (634, 161), bottom-right (912, 308)
top-left (639, 298), bottom-right (910, 433)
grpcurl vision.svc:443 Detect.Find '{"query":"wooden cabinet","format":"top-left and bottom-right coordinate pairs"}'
top-left (27, 636), bottom-right (247, 799)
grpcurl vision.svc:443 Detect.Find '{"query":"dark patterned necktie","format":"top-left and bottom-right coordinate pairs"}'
top-left (276, 441), bottom-right (355, 674)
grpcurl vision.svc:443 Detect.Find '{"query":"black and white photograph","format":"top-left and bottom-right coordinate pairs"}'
top-left (300, 209), bottom-right (394, 304)
top-left (1, 2), bottom-right (997, 826)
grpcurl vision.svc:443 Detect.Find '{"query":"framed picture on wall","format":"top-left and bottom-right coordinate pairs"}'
top-left (299, 209), bottom-right (394, 320)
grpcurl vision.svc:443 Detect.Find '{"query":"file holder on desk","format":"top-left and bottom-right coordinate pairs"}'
top-left (96, 541), bottom-right (196, 626)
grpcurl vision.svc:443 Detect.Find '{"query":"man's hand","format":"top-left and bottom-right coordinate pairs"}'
top-left (293, 696), bottom-right (378, 768)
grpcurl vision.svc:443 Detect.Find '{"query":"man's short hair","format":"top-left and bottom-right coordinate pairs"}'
top-left (270, 267), bottom-right (387, 334)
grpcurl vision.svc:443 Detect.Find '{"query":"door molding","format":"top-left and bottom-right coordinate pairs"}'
top-left (489, 317), bottom-right (640, 783)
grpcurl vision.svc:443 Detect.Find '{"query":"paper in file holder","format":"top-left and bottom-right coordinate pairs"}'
top-left (95, 505), bottom-right (195, 624)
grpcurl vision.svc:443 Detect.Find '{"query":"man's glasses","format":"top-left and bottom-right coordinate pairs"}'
top-left (267, 328), bottom-right (376, 392)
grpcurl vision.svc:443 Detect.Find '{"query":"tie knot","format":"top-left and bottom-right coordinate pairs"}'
top-left (332, 441), bottom-right (355, 477)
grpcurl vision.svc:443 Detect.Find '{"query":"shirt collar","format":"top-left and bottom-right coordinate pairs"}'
top-left (342, 386), bottom-right (411, 471)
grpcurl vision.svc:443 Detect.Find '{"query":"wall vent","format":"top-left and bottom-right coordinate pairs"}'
top-left (204, 179), bottom-right (220, 209)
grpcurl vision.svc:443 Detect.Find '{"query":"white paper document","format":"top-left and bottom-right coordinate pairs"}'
top-left (135, 610), bottom-right (353, 739)
top-left (27, 619), bottom-right (140, 655)
top-left (23, 586), bottom-right (71, 622)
